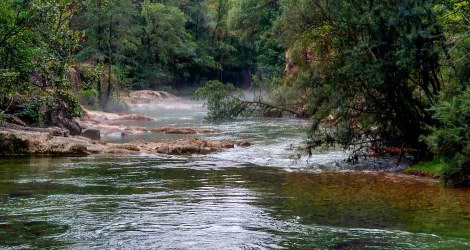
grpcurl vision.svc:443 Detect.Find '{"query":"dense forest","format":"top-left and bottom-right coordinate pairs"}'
top-left (1, 0), bottom-right (470, 185)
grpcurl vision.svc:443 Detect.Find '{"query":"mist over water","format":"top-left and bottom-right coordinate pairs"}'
top-left (1, 100), bottom-right (470, 249)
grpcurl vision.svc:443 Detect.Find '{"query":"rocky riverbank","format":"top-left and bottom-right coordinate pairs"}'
top-left (0, 90), bottom-right (250, 157)
top-left (0, 123), bottom-right (250, 156)
top-left (78, 108), bottom-right (215, 138)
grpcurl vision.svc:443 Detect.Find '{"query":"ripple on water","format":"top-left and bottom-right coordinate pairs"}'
top-left (1, 104), bottom-right (470, 249)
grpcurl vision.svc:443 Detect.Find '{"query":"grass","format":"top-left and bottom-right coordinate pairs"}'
top-left (404, 158), bottom-right (449, 178)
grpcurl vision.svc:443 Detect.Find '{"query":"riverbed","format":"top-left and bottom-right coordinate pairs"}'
top-left (1, 100), bottom-right (470, 249)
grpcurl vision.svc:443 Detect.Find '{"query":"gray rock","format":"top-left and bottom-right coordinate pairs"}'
top-left (81, 129), bottom-right (101, 140)
top-left (3, 114), bottom-right (27, 127)
top-left (49, 107), bottom-right (82, 135)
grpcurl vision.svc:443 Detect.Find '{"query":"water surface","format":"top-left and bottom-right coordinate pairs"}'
top-left (1, 100), bottom-right (470, 249)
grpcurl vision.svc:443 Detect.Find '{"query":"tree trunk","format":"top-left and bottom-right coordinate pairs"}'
top-left (106, 15), bottom-right (113, 106)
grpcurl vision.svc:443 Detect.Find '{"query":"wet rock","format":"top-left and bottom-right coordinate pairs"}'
top-left (122, 127), bottom-right (148, 136)
top-left (220, 140), bottom-right (235, 149)
top-left (169, 144), bottom-right (183, 155)
top-left (151, 126), bottom-right (214, 135)
top-left (0, 129), bottom-right (90, 155)
top-left (199, 129), bottom-right (215, 134)
top-left (65, 144), bottom-right (89, 156)
top-left (166, 128), bottom-right (196, 135)
top-left (81, 129), bottom-right (101, 140)
top-left (237, 141), bottom-right (251, 147)
top-left (8, 191), bottom-right (34, 198)
top-left (48, 127), bottom-right (69, 137)
top-left (0, 131), bottom-right (29, 155)
top-left (200, 147), bottom-right (216, 154)
top-left (123, 90), bottom-right (178, 106)
top-left (49, 108), bottom-right (82, 135)
top-left (3, 114), bottom-right (26, 126)
top-left (155, 145), bottom-right (170, 154)
top-left (1, 123), bottom-right (69, 137)
top-left (111, 144), bottom-right (140, 152)
top-left (114, 114), bottom-right (154, 121)
top-left (153, 139), bottom-right (237, 155)
top-left (0, 127), bottom-right (250, 156)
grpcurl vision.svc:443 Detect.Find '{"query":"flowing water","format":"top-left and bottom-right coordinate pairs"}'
top-left (1, 100), bottom-right (470, 249)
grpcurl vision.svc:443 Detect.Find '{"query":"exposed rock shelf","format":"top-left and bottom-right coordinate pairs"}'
top-left (122, 90), bottom-right (179, 107)
top-left (0, 124), bottom-right (250, 156)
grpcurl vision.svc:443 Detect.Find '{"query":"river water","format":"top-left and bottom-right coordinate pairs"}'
top-left (1, 100), bottom-right (470, 249)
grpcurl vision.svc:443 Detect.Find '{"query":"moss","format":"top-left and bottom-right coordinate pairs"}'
top-left (404, 159), bottom-right (449, 178)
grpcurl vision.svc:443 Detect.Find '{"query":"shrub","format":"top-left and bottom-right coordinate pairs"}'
top-left (193, 80), bottom-right (245, 121)
top-left (426, 88), bottom-right (470, 186)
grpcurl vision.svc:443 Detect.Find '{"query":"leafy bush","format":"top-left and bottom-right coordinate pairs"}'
top-left (193, 80), bottom-right (245, 121)
top-left (15, 100), bottom-right (43, 125)
top-left (56, 89), bottom-right (83, 118)
top-left (426, 88), bottom-right (470, 186)
top-left (81, 89), bottom-right (99, 108)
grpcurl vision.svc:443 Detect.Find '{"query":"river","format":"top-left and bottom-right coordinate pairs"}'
top-left (1, 99), bottom-right (470, 249)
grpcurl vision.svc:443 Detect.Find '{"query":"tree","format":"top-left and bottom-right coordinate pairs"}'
top-left (228, 0), bottom-right (284, 78)
top-left (138, 0), bottom-right (198, 88)
top-left (1, 0), bottom-right (82, 115)
top-left (274, 0), bottom-right (453, 158)
top-left (78, 0), bottom-right (139, 106)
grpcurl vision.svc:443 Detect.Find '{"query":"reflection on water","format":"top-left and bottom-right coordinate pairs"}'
top-left (1, 100), bottom-right (470, 249)
top-left (1, 157), bottom-right (470, 249)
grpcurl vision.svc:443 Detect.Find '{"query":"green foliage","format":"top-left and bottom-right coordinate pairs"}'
top-left (194, 80), bottom-right (245, 121)
top-left (15, 100), bottom-right (43, 125)
top-left (404, 158), bottom-right (449, 178)
top-left (138, 0), bottom-right (201, 87)
top-left (56, 89), bottom-right (83, 118)
top-left (228, 0), bottom-right (284, 78)
top-left (275, 0), bottom-right (454, 155)
top-left (425, 88), bottom-right (470, 186)
top-left (0, 0), bottom-right (82, 122)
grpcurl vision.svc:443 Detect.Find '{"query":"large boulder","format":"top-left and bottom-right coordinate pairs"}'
top-left (49, 107), bottom-right (82, 135)
top-left (81, 129), bottom-right (101, 140)
top-left (0, 131), bottom-right (30, 155)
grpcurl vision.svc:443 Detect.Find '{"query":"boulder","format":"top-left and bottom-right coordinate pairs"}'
top-left (151, 126), bottom-right (214, 135)
top-left (155, 145), bottom-right (170, 154)
top-left (49, 107), bottom-right (82, 135)
top-left (3, 114), bottom-right (27, 127)
top-left (0, 131), bottom-right (30, 155)
top-left (81, 129), bottom-right (101, 140)
top-left (237, 141), bottom-right (251, 147)
top-left (64, 144), bottom-right (89, 156)
top-left (47, 127), bottom-right (70, 137)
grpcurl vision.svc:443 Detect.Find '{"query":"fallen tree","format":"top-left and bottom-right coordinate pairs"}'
top-left (193, 80), bottom-right (306, 120)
